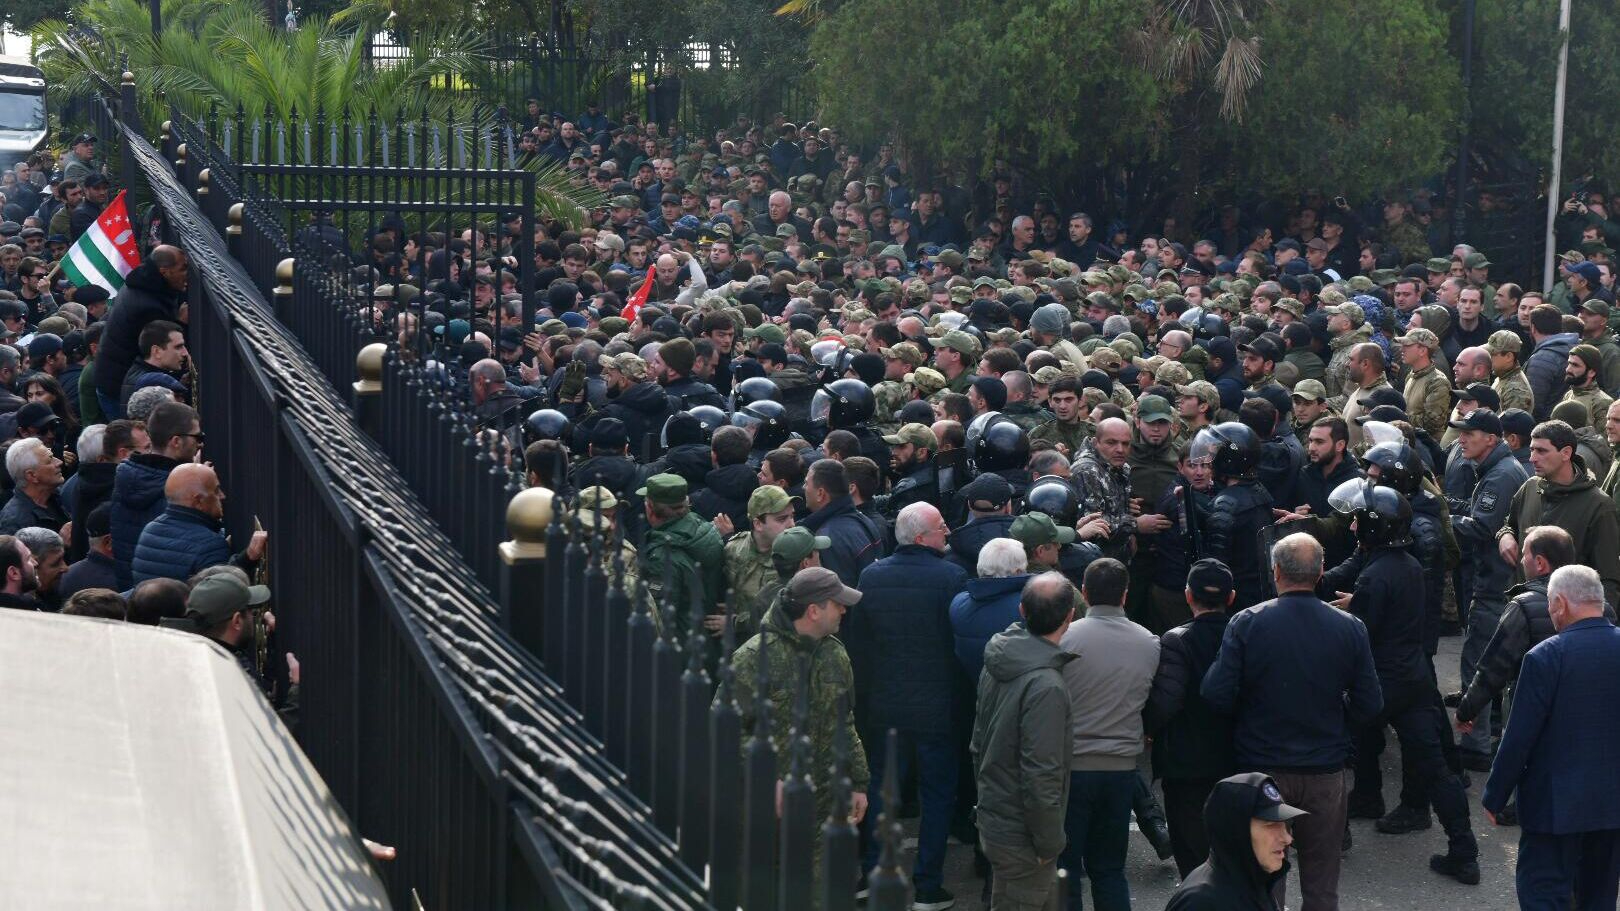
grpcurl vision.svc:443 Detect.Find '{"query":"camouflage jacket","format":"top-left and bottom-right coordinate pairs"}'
top-left (1565, 385), bottom-right (1615, 431)
top-left (1073, 441), bottom-right (1135, 558)
top-left (1403, 364), bottom-right (1453, 441)
top-left (1002, 401), bottom-right (1054, 432)
top-left (1030, 417), bottom-right (1093, 458)
top-left (726, 602), bottom-right (871, 795)
top-left (1324, 325), bottom-right (1374, 402)
top-left (723, 530), bottom-right (779, 639)
top-left (873, 380), bottom-right (909, 433)
top-left (1493, 367), bottom-right (1534, 415)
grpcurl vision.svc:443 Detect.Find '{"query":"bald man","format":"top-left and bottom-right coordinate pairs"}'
top-left (1075, 417), bottom-right (1136, 560)
top-left (131, 463), bottom-right (268, 584)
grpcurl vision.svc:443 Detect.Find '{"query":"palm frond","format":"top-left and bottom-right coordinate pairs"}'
top-left (1212, 33), bottom-right (1263, 121)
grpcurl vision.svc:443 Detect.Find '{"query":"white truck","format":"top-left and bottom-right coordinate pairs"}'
top-left (0, 56), bottom-right (46, 169)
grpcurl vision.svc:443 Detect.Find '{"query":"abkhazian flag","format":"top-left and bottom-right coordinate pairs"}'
top-left (620, 272), bottom-right (653, 322)
top-left (61, 190), bottom-right (140, 293)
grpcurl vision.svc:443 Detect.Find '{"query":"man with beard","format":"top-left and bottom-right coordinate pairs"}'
top-left (882, 423), bottom-right (938, 518)
top-left (0, 534), bottom-right (41, 610)
top-left (1290, 380), bottom-right (1333, 447)
top-left (1562, 345), bottom-right (1613, 432)
top-left (1127, 396), bottom-right (1180, 624)
top-left (1294, 416), bottom-right (1361, 569)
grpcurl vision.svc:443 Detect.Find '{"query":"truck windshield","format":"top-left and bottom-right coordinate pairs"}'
top-left (0, 92), bottom-right (45, 132)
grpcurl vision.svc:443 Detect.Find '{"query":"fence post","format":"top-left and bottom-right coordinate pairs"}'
top-left (225, 202), bottom-right (244, 258)
top-left (352, 343), bottom-right (386, 438)
top-left (273, 258), bottom-right (294, 323)
top-left (499, 486), bottom-right (553, 640)
top-left (119, 68), bottom-right (140, 191)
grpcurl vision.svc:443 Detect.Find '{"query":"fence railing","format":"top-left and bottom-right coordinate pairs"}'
top-left (98, 64), bottom-right (957, 909)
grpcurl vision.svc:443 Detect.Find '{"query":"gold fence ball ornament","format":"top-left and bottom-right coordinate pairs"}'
top-left (160, 120), bottom-right (172, 143)
top-left (354, 343), bottom-right (386, 395)
top-left (174, 142), bottom-right (187, 167)
top-left (227, 202), bottom-right (244, 236)
top-left (274, 257), bottom-right (295, 296)
top-left (501, 487), bottom-right (555, 563)
top-left (196, 168), bottom-right (210, 196)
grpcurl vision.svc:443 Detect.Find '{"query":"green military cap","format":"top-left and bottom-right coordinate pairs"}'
top-left (1370, 269), bottom-right (1399, 287)
top-left (907, 367), bottom-right (948, 395)
top-left (746, 323), bottom-right (787, 344)
top-left (773, 526), bottom-right (832, 564)
top-left (1136, 394), bottom-right (1174, 423)
top-left (935, 249), bottom-right (965, 270)
top-left (162, 573), bottom-right (271, 633)
top-left (1580, 240), bottom-right (1609, 256)
top-left (601, 351), bottom-right (649, 380)
top-left (863, 175), bottom-right (883, 188)
top-left (971, 276), bottom-right (999, 291)
top-left (881, 342), bottom-right (927, 368)
top-left (948, 285), bottom-right (973, 304)
top-left (1106, 264), bottom-right (1131, 284)
top-left (1463, 252), bottom-right (1491, 270)
top-left (1032, 365), bottom-right (1066, 385)
top-left (939, 329), bottom-right (983, 358)
top-left (877, 244), bottom-right (908, 262)
top-left (538, 318), bottom-right (568, 336)
top-left (1291, 378), bottom-right (1329, 402)
top-left (775, 222), bottom-right (799, 239)
top-left (1175, 380), bottom-right (1221, 411)
top-left (636, 473), bottom-right (689, 504)
top-left (883, 422), bottom-right (938, 449)
top-left (598, 316), bottom-right (630, 335)
top-left (1155, 361), bottom-right (1192, 387)
top-left (1322, 301), bottom-right (1365, 327)
top-left (395, 283), bottom-right (421, 306)
top-left (1010, 512), bottom-right (1076, 548)
top-left (1581, 299), bottom-right (1614, 319)
top-left (1571, 343), bottom-right (1604, 374)
top-left (1393, 328), bottom-right (1439, 350)
top-left (573, 485), bottom-right (620, 527)
top-left (1425, 257), bottom-right (1453, 273)
top-left (1346, 275), bottom-right (1374, 293)
top-left (859, 278), bottom-right (887, 296)
top-left (1051, 278), bottom-right (1081, 301)
top-left (747, 485), bottom-right (798, 519)
top-left (1122, 283), bottom-right (1151, 302)
top-left (610, 194), bottom-right (641, 209)
top-left (1485, 329), bottom-right (1523, 355)
top-left (759, 237), bottom-right (785, 253)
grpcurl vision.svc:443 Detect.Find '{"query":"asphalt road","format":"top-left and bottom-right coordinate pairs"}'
top-left (908, 632), bottom-right (1521, 910)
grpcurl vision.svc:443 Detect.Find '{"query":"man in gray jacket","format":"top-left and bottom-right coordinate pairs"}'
top-left (971, 572), bottom-right (1077, 911)
top-left (1057, 558), bottom-right (1161, 911)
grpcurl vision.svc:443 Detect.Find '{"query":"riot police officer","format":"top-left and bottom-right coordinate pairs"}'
top-left (881, 423), bottom-right (938, 517)
top-left (812, 378), bottom-right (890, 467)
top-left (1191, 422), bottom-right (1274, 609)
top-left (948, 413), bottom-right (1031, 526)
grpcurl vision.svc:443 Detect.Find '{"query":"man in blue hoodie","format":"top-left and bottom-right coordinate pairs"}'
top-left (1525, 304), bottom-right (1578, 421)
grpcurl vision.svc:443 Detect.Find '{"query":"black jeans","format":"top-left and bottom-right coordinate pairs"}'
top-left (1356, 679), bottom-right (1478, 857)
top-left (1162, 777), bottom-right (1220, 878)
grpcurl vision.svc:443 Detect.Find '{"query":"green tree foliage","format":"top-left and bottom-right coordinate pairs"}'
top-left (810, 0), bottom-right (1161, 175)
top-left (1473, 0), bottom-right (1620, 183)
top-left (1, 0), bottom-right (73, 35)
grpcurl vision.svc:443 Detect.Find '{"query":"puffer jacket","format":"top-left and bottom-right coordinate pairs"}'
top-left (1145, 611), bottom-right (1235, 783)
top-left (1450, 442), bottom-right (1528, 605)
top-left (800, 495), bottom-right (882, 587)
top-left (110, 452), bottom-right (179, 588)
top-left (95, 262), bottom-right (183, 404)
top-left (946, 513), bottom-right (1017, 573)
top-left (690, 462), bottom-right (757, 531)
top-left (131, 504), bottom-right (233, 584)
top-left (949, 573), bottom-right (1031, 683)
top-left (1457, 578), bottom-right (1617, 724)
top-left (970, 624), bottom-right (1076, 859)
top-left (849, 545), bottom-right (970, 736)
top-left (1525, 332), bottom-right (1578, 421)
top-left (1205, 480), bottom-right (1274, 609)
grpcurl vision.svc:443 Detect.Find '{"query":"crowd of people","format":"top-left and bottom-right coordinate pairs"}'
top-left (0, 138), bottom-right (294, 728)
top-left (14, 103), bottom-right (1620, 911)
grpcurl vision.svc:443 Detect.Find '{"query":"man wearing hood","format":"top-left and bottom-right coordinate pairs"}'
top-left (1498, 420), bottom-right (1620, 606)
top-left (971, 571), bottom-right (1077, 911)
top-left (94, 245), bottom-right (189, 420)
top-left (1525, 304), bottom-right (1579, 422)
top-left (1164, 773), bottom-right (1304, 911)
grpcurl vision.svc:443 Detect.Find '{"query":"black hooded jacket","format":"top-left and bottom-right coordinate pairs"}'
top-left (691, 462), bottom-right (758, 531)
top-left (595, 381), bottom-right (679, 459)
top-left (95, 262), bottom-right (184, 403)
top-left (1165, 774), bottom-right (1288, 911)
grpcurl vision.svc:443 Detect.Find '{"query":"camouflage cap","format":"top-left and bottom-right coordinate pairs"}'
top-left (1106, 264), bottom-right (1131, 284)
top-left (991, 327), bottom-right (1021, 346)
top-left (1088, 347), bottom-right (1123, 371)
top-left (847, 228), bottom-right (870, 245)
top-left (1291, 378), bottom-right (1328, 402)
top-left (966, 245), bottom-right (990, 262)
top-left (1370, 268), bottom-right (1399, 287)
top-left (939, 329), bottom-right (983, 358)
top-left (1085, 291), bottom-right (1120, 312)
top-left (1275, 297), bottom-right (1305, 318)
top-left (907, 367), bottom-right (948, 395)
top-left (1393, 327), bottom-right (1439, 350)
top-left (746, 323), bottom-right (787, 344)
top-left (1155, 360), bottom-right (1192, 387)
top-left (600, 351), bottom-right (648, 380)
top-left (1346, 275), bottom-right (1375, 294)
top-left (1010, 512), bottom-right (1076, 548)
top-left (948, 285), bottom-right (973, 305)
top-left (1463, 252), bottom-right (1491, 270)
top-left (1110, 337), bottom-right (1141, 360)
top-left (747, 484), bottom-right (798, 519)
top-left (610, 194), bottom-right (641, 209)
top-left (1176, 380), bottom-right (1221, 411)
top-left (572, 485), bottom-right (620, 527)
top-left (881, 342), bottom-right (926, 368)
top-left (635, 473), bottom-right (689, 504)
top-left (1425, 257), bottom-right (1453, 273)
top-left (904, 278), bottom-right (930, 301)
top-left (1032, 365), bottom-right (1066, 385)
top-left (882, 422), bottom-right (938, 449)
top-left (1209, 293), bottom-right (1242, 314)
top-left (1134, 354), bottom-right (1168, 375)
top-left (773, 526), bottom-right (832, 564)
top-left (1322, 302), bottom-right (1366, 327)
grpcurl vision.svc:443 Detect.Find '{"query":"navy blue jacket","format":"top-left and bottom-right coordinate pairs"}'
top-left (801, 496), bottom-right (883, 587)
top-left (1202, 591), bottom-right (1384, 773)
top-left (59, 550), bottom-right (119, 599)
top-left (110, 453), bottom-right (180, 588)
top-left (946, 512), bottom-right (1016, 573)
top-left (850, 545), bottom-right (970, 736)
top-left (1484, 617), bottom-right (1620, 834)
top-left (949, 573), bottom-right (1031, 683)
top-left (132, 504), bottom-right (232, 584)
top-left (1525, 332), bottom-right (1577, 421)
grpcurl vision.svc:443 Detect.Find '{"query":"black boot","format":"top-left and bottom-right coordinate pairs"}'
top-left (1429, 853), bottom-right (1481, 885)
top-left (1375, 804), bottom-right (1433, 834)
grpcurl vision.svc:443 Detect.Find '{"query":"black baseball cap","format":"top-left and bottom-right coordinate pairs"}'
top-left (1450, 409), bottom-right (1503, 436)
top-left (1452, 383), bottom-right (1500, 411)
top-left (1354, 404), bottom-right (1411, 426)
top-left (1500, 408), bottom-right (1535, 439)
top-left (1186, 558), bottom-right (1234, 604)
top-left (1249, 774), bottom-right (1308, 822)
top-left (961, 473), bottom-right (1014, 511)
top-left (1355, 386), bottom-right (1407, 412)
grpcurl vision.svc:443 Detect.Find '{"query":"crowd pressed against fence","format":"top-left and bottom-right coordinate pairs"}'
top-left (12, 89), bottom-right (1620, 911)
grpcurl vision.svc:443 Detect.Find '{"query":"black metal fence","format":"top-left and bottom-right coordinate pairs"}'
top-left (99, 72), bottom-right (950, 910)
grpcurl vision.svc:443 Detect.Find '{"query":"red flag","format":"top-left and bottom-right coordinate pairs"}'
top-left (621, 274), bottom-right (653, 322)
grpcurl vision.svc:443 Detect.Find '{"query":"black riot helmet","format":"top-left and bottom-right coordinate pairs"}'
top-left (966, 412), bottom-right (1030, 474)
top-left (523, 408), bottom-right (572, 446)
top-left (1189, 421), bottom-right (1261, 482)
top-left (1329, 479), bottom-right (1414, 549)
top-left (729, 376), bottom-right (781, 411)
top-left (686, 405), bottom-right (728, 441)
top-left (1024, 474), bottom-right (1079, 528)
top-left (1361, 441), bottom-right (1423, 497)
top-left (733, 399), bottom-right (791, 449)
top-left (811, 378), bottom-right (876, 429)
